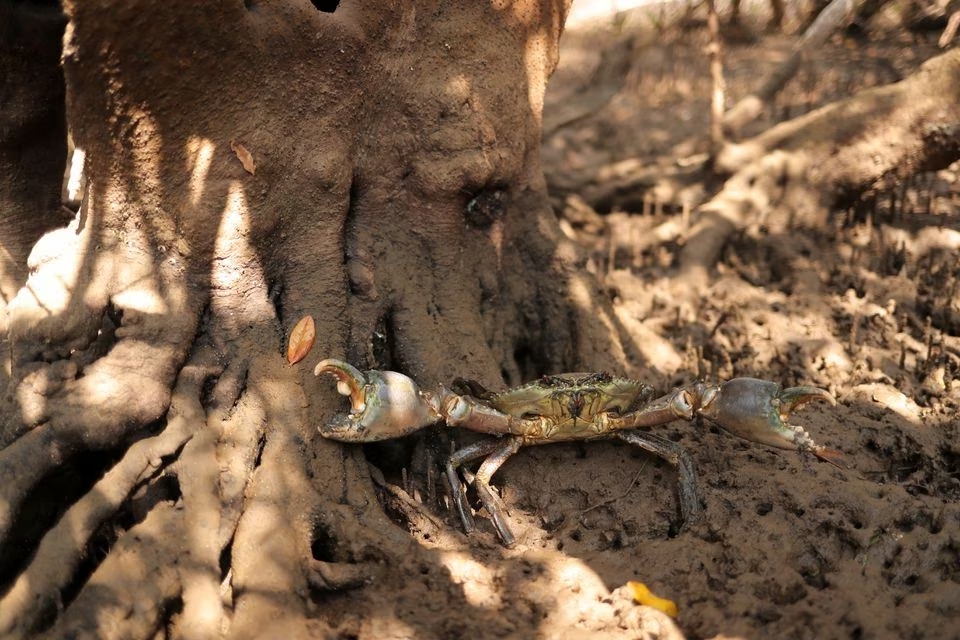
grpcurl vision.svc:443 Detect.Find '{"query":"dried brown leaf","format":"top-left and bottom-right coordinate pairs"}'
top-left (287, 315), bottom-right (316, 364)
top-left (230, 139), bottom-right (256, 175)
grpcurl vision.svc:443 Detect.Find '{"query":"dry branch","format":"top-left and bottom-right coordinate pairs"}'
top-left (722, 0), bottom-right (862, 138)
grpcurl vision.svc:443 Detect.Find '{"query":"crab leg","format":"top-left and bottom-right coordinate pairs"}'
top-left (459, 437), bottom-right (523, 547)
top-left (616, 431), bottom-right (701, 529)
top-left (597, 386), bottom-right (697, 430)
top-left (444, 438), bottom-right (515, 537)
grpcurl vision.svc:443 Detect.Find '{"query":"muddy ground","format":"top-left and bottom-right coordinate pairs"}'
top-left (319, 10), bottom-right (959, 640)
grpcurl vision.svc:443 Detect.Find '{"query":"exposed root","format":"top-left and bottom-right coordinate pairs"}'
top-left (212, 362), bottom-right (267, 552)
top-left (0, 348), bottom-right (217, 638)
top-left (677, 48), bottom-right (960, 286)
top-left (0, 330), bottom-right (200, 548)
top-left (722, 0), bottom-right (858, 138)
top-left (40, 501), bottom-right (183, 640)
top-left (677, 153), bottom-right (796, 289)
top-left (228, 355), bottom-right (318, 638)
top-left (0, 203), bottom-right (205, 546)
top-left (0, 425), bottom-right (68, 549)
top-left (175, 396), bottom-right (227, 636)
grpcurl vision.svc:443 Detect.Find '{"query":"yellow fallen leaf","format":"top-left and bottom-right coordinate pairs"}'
top-left (230, 139), bottom-right (256, 175)
top-left (627, 581), bottom-right (678, 618)
top-left (287, 315), bottom-right (316, 364)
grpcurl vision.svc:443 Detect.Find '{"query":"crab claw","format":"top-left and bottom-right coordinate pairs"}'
top-left (698, 378), bottom-right (844, 466)
top-left (314, 359), bottom-right (440, 442)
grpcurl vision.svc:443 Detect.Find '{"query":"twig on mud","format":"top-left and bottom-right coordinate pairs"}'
top-left (582, 464), bottom-right (647, 515)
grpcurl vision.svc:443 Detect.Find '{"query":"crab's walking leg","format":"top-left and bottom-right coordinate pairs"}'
top-left (616, 431), bottom-right (701, 528)
top-left (446, 437), bottom-right (523, 546)
top-left (470, 438), bottom-right (523, 547)
top-left (445, 439), bottom-right (509, 535)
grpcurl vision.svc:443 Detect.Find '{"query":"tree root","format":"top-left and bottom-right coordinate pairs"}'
top-left (0, 218), bottom-right (204, 547)
top-left (211, 359), bottom-right (267, 552)
top-left (722, 0), bottom-right (859, 138)
top-left (174, 390), bottom-right (227, 637)
top-left (677, 48), bottom-right (960, 286)
top-left (0, 425), bottom-right (67, 549)
top-left (41, 501), bottom-right (183, 640)
top-left (0, 349), bottom-right (216, 638)
top-left (229, 355), bottom-right (319, 638)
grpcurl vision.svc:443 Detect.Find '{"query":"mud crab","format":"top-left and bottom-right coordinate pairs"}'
top-left (315, 359), bottom-right (841, 546)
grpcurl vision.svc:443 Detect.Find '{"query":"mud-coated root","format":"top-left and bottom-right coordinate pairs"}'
top-left (675, 49), bottom-right (960, 288)
top-left (0, 348), bottom-right (216, 639)
top-left (41, 502), bottom-right (184, 640)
